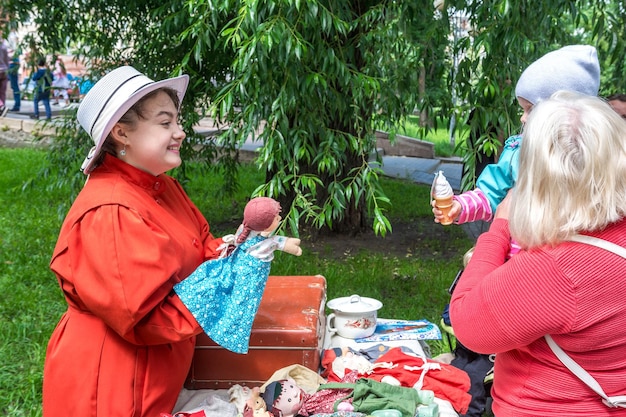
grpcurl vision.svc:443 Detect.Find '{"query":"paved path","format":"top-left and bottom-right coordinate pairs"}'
top-left (1, 98), bottom-right (463, 191)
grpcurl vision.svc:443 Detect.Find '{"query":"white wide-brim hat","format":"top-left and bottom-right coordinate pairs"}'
top-left (77, 66), bottom-right (189, 174)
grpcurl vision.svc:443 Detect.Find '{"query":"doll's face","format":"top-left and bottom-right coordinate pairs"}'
top-left (252, 396), bottom-right (266, 412)
top-left (273, 378), bottom-right (304, 417)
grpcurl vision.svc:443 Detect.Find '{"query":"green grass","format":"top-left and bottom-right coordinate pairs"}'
top-left (0, 149), bottom-right (68, 417)
top-left (0, 147), bottom-right (473, 416)
top-left (400, 115), bottom-right (468, 158)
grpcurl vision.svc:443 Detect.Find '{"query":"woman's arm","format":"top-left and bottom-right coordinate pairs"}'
top-left (449, 197), bottom-right (577, 354)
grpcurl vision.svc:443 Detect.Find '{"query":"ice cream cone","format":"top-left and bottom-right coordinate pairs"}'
top-left (432, 170), bottom-right (454, 226)
top-left (435, 195), bottom-right (454, 225)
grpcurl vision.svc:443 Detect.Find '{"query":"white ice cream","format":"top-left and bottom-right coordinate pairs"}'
top-left (432, 170), bottom-right (453, 198)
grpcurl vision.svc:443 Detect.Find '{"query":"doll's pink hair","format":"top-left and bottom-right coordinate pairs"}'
top-left (236, 197), bottom-right (281, 244)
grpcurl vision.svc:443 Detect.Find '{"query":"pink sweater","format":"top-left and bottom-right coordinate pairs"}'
top-left (450, 218), bottom-right (626, 417)
top-left (454, 189), bottom-right (521, 256)
top-left (454, 189), bottom-right (493, 224)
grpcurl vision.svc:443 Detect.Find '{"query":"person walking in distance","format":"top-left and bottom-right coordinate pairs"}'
top-left (0, 28), bottom-right (10, 117)
top-left (30, 57), bottom-right (52, 120)
top-left (7, 26), bottom-right (21, 112)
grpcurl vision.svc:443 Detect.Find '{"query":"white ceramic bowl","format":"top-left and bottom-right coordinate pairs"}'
top-left (326, 295), bottom-right (383, 339)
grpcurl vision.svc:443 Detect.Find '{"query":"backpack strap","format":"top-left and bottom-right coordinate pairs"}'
top-left (545, 335), bottom-right (626, 408)
top-left (569, 234), bottom-right (626, 259)
top-left (544, 234), bottom-right (626, 408)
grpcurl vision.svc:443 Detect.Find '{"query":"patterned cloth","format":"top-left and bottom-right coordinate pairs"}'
top-left (174, 235), bottom-right (272, 353)
top-left (454, 188), bottom-right (492, 224)
top-left (300, 371), bottom-right (360, 415)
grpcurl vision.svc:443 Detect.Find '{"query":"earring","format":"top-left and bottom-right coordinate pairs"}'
top-left (120, 144), bottom-right (127, 157)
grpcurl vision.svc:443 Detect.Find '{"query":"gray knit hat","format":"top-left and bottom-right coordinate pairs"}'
top-left (515, 45), bottom-right (600, 105)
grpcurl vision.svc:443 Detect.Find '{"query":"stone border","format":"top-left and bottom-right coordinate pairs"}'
top-left (1, 116), bottom-right (57, 136)
top-left (0, 117), bottom-right (55, 148)
top-left (375, 130), bottom-right (435, 159)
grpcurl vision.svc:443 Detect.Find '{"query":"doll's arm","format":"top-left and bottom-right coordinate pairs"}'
top-left (246, 235), bottom-right (303, 261)
top-left (279, 236), bottom-right (303, 256)
top-left (216, 233), bottom-right (237, 258)
top-left (262, 235), bottom-right (302, 256)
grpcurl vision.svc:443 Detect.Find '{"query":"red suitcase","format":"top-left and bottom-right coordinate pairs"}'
top-left (185, 275), bottom-right (327, 389)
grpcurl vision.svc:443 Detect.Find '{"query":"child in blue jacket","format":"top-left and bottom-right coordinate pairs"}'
top-left (31, 57), bottom-right (52, 120)
top-left (433, 45), bottom-right (600, 255)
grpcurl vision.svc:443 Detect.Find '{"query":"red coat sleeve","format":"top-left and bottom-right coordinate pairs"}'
top-left (52, 204), bottom-right (207, 345)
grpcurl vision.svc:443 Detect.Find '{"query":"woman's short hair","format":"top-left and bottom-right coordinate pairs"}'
top-left (510, 91), bottom-right (626, 249)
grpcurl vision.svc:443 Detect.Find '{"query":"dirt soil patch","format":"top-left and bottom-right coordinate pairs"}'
top-left (302, 219), bottom-right (474, 260)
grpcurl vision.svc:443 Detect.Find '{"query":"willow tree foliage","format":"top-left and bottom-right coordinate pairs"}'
top-left (3, 0), bottom-right (626, 236)
top-left (445, 0), bottom-right (626, 189)
top-left (199, 1), bottom-right (450, 236)
top-left (3, 0), bottom-right (236, 196)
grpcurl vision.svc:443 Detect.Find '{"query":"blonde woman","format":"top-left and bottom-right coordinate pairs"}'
top-left (450, 91), bottom-right (626, 417)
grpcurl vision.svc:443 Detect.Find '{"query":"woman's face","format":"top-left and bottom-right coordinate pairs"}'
top-left (116, 91), bottom-right (186, 176)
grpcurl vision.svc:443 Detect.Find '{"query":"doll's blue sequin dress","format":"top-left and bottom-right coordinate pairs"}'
top-left (174, 234), bottom-right (273, 354)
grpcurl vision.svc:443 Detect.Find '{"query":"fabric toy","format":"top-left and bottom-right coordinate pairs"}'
top-left (229, 384), bottom-right (253, 413)
top-left (235, 196), bottom-right (302, 257)
top-left (174, 197), bottom-right (302, 354)
top-left (243, 387), bottom-right (273, 417)
top-left (262, 377), bottom-right (306, 417)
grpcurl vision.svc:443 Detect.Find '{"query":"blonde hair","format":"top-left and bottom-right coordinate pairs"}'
top-left (510, 91), bottom-right (626, 249)
top-left (463, 247), bottom-right (474, 267)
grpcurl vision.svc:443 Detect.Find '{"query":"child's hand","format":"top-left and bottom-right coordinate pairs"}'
top-left (431, 199), bottom-right (461, 224)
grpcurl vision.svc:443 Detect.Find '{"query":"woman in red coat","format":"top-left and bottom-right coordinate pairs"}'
top-left (43, 66), bottom-right (226, 416)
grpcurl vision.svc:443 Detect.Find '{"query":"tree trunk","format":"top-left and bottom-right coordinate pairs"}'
top-left (266, 147), bottom-right (367, 237)
top-left (418, 65), bottom-right (430, 128)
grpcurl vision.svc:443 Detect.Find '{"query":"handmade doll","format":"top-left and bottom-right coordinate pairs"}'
top-left (232, 197), bottom-right (302, 258)
top-left (244, 387), bottom-right (273, 417)
top-left (174, 197), bottom-right (302, 354)
top-left (262, 377), bottom-right (306, 417)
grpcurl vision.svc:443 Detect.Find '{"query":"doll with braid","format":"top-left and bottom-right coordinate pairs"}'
top-left (233, 197), bottom-right (302, 258)
top-left (174, 197), bottom-right (302, 354)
